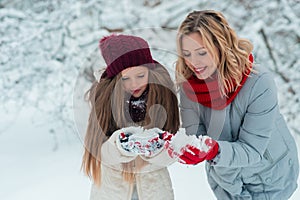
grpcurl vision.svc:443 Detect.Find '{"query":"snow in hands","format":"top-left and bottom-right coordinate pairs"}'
top-left (118, 127), bottom-right (168, 157)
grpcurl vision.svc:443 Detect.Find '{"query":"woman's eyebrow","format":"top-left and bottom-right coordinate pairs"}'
top-left (182, 47), bottom-right (205, 51)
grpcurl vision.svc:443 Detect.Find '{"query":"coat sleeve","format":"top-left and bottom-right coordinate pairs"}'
top-left (139, 148), bottom-right (176, 167)
top-left (101, 129), bottom-right (137, 168)
top-left (216, 73), bottom-right (278, 167)
top-left (179, 90), bottom-right (207, 136)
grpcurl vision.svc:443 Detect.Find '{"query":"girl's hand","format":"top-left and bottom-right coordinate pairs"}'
top-left (117, 127), bottom-right (166, 157)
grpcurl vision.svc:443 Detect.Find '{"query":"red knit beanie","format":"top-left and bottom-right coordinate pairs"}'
top-left (99, 34), bottom-right (157, 78)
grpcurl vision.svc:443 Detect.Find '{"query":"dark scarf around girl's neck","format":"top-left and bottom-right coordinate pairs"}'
top-left (125, 86), bottom-right (149, 123)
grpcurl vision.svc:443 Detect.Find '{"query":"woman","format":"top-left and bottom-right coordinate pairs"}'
top-left (82, 34), bottom-right (179, 200)
top-left (175, 10), bottom-right (299, 199)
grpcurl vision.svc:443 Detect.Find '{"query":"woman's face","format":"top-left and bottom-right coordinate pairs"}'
top-left (121, 66), bottom-right (149, 98)
top-left (181, 32), bottom-right (217, 80)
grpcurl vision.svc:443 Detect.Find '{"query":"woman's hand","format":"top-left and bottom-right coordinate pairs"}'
top-left (164, 130), bottom-right (219, 165)
top-left (179, 135), bottom-right (219, 165)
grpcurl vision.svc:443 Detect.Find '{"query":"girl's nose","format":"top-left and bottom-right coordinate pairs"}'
top-left (130, 79), bottom-right (138, 89)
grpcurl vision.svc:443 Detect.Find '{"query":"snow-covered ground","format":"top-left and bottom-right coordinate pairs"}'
top-left (1, 107), bottom-right (300, 200)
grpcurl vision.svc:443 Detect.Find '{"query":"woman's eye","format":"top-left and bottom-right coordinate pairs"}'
top-left (121, 77), bottom-right (129, 81)
top-left (182, 52), bottom-right (191, 57)
top-left (198, 51), bottom-right (207, 56)
top-left (137, 75), bottom-right (145, 78)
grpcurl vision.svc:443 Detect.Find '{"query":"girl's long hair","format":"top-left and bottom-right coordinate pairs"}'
top-left (176, 10), bottom-right (253, 95)
top-left (81, 64), bottom-right (179, 186)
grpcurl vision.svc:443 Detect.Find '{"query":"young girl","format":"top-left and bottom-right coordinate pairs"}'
top-left (81, 34), bottom-right (179, 200)
top-left (173, 10), bottom-right (299, 199)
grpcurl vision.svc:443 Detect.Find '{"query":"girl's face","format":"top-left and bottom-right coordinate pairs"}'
top-left (181, 32), bottom-right (217, 80)
top-left (121, 66), bottom-right (149, 98)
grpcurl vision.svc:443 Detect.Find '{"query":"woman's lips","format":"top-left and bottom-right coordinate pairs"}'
top-left (194, 66), bottom-right (207, 74)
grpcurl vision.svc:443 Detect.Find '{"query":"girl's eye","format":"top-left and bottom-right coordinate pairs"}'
top-left (121, 77), bottom-right (129, 81)
top-left (137, 74), bottom-right (145, 78)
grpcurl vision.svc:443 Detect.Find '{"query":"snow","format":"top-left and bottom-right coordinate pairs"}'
top-left (1, 0), bottom-right (300, 199)
top-left (1, 109), bottom-right (299, 199)
top-left (0, 108), bottom-right (89, 200)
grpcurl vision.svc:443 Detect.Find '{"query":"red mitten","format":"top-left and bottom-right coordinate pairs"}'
top-left (164, 129), bottom-right (200, 160)
top-left (178, 145), bottom-right (206, 164)
top-left (202, 136), bottom-right (219, 160)
top-left (179, 136), bottom-right (219, 165)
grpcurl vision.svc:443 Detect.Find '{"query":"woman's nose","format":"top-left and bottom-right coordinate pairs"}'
top-left (190, 53), bottom-right (202, 66)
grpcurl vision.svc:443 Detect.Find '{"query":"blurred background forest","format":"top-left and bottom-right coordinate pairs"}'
top-left (1, 0), bottom-right (299, 135)
top-left (1, 0), bottom-right (299, 140)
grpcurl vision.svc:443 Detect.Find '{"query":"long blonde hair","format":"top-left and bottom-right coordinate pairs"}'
top-left (81, 64), bottom-right (179, 185)
top-left (176, 10), bottom-right (253, 95)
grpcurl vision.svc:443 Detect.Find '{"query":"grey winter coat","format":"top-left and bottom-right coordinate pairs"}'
top-left (180, 67), bottom-right (299, 199)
